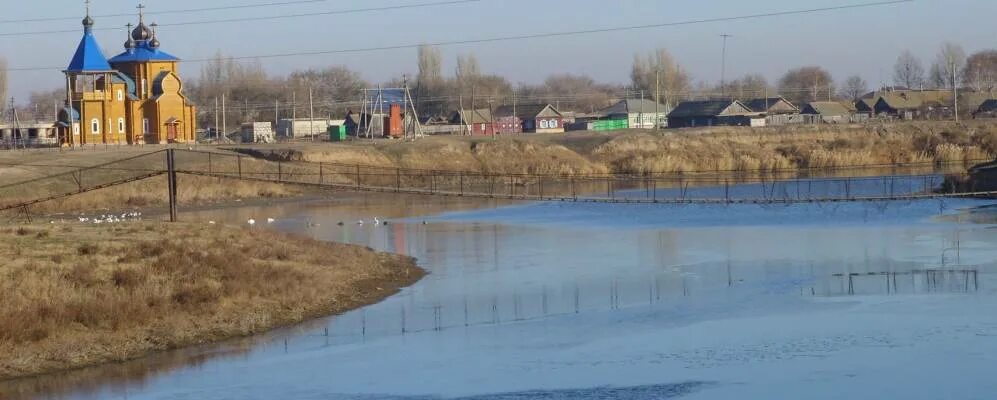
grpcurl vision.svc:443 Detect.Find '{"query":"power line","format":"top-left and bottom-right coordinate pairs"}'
top-left (0, 0), bottom-right (324, 24)
top-left (0, 0), bottom-right (482, 37)
top-left (4, 0), bottom-right (913, 73)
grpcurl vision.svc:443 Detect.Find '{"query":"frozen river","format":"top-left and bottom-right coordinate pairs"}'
top-left (8, 188), bottom-right (997, 399)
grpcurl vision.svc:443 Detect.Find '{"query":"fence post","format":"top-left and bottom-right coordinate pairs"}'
top-left (237, 155), bottom-right (242, 179)
top-left (459, 172), bottom-right (464, 196)
top-left (539, 176), bottom-right (544, 200)
top-left (319, 163), bottom-right (324, 185)
top-left (356, 164), bottom-right (361, 191)
top-left (207, 152), bottom-right (212, 174)
top-left (278, 161), bottom-right (283, 181)
top-left (166, 149), bottom-right (178, 222)
top-left (396, 168), bottom-right (401, 192)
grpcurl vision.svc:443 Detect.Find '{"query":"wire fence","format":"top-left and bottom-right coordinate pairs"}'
top-left (0, 148), bottom-right (987, 214)
top-left (173, 149), bottom-right (967, 204)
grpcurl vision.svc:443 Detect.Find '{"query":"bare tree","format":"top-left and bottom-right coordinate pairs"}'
top-left (415, 45), bottom-right (445, 115)
top-left (288, 66), bottom-right (368, 117)
top-left (962, 49), bottom-right (997, 93)
top-left (893, 50), bottom-right (925, 89)
top-left (778, 66), bottom-right (834, 104)
top-left (630, 48), bottom-right (690, 107)
top-left (456, 53), bottom-right (480, 82)
top-left (541, 74), bottom-right (619, 112)
top-left (714, 73), bottom-right (770, 99)
top-left (840, 75), bottom-right (868, 101)
top-left (930, 42), bottom-right (966, 89)
top-left (14, 88), bottom-right (63, 121)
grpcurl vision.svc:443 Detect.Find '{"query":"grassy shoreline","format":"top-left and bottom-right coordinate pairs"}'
top-left (0, 222), bottom-right (424, 381)
top-left (235, 121), bottom-right (997, 175)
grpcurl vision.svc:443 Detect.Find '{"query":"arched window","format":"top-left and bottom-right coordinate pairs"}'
top-left (118, 118), bottom-right (126, 134)
top-left (117, 90), bottom-right (123, 102)
top-left (142, 118), bottom-right (149, 134)
top-left (90, 119), bottom-right (100, 135)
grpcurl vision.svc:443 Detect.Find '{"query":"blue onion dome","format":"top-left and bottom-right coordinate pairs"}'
top-left (132, 22), bottom-right (152, 41)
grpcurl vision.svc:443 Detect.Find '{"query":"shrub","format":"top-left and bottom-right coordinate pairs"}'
top-left (77, 243), bottom-right (99, 256)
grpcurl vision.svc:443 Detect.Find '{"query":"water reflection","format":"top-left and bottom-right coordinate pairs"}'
top-left (6, 191), bottom-right (997, 399)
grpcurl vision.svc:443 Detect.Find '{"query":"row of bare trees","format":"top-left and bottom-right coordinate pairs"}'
top-left (7, 41), bottom-right (997, 127)
top-left (892, 43), bottom-right (997, 93)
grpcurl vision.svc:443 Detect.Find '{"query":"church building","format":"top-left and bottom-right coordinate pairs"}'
top-left (59, 5), bottom-right (197, 145)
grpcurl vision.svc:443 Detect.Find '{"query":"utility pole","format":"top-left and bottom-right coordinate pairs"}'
top-left (953, 62), bottom-right (960, 123)
top-left (221, 94), bottom-right (227, 140)
top-left (308, 87), bottom-right (315, 141)
top-left (291, 91), bottom-right (297, 138)
top-left (720, 34), bottom-right (733, 98)
top-left (214, 97), bottom-right (219, 139)
top-left (655, 69), bottom-right (660, 131)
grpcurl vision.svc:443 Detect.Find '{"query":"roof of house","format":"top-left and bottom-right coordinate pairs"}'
top-left (493, 104), bottom-right (562, 119)
top-left (856, 97), bottom-right (878, 110)
top-left (599, 99), bottom-right (670, 115)
top-left (744, 97), bottom-right (798, 114)
top-left (67, 28), bottom-right (113, 72)
top-left (108, 40), bottom-right (180, 64)
top-left (667, 100), bottom-right (754, 118)
top-left (802, 101), bottom-right (851, 116)
top-left (875, 90), bottom-right (956, 111)
top-left (451, 108), bottom-right (493, 124)
top-left (977, 99), bottom-right (997, 113)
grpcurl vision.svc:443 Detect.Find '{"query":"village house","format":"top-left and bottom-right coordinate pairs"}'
top-left (872, 90), bottom-right (954, 120)
top-left (58, 6), bottom-right (196, 145)
top-left (744, 97), bottom-right (800, 125)
top-left (0, 123), bottom-right (59, 147)
top-left (666, 100), bottom-right (762, 128)
top-left (450, 109), bottom-right (495, 136)
top-left (493, 104), bottom-right (564, 134)
top-left (744, 97), bottom-right (799, 115)
top-left (596, 99), bottom-right (670, 129)
top-left (800, 101), bottom-right (853, 123)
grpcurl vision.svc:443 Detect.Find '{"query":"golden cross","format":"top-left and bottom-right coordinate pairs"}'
top-left (84, 0), bottom-right (91, 15)
top-left (137, 4), bottom-right (145, 21)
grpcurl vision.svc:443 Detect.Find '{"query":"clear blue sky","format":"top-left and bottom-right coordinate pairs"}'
top-left (2, 0), bottom-right (995, 100)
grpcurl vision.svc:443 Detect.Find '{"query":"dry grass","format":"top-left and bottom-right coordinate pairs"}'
top-left (0, 148), bottom-right (306, 214)
top-left (249, 121), bottom-right (997, 177)
top-left (0, 222), bottom-right (422, 381)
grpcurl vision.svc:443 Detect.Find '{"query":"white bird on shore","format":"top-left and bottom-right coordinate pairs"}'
top-left (248, 219), bottom-right (256, 226)
top-left (267, 218), bottom-right (276, 224)
top-left (373, 217), bottom-right (381, 226)
top-left (357, 220), bottom-right (364, 225)
top-left (209, 221), bottom-right (217, 225)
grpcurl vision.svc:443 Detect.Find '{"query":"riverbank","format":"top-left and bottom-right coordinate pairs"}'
top-left (233, 121), bottom-right (997, 175)
top-left (0, 222), bottom-right (423, 381)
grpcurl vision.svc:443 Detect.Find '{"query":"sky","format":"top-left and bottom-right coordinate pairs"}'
top-left (2, 0), bottom-right (996, 102)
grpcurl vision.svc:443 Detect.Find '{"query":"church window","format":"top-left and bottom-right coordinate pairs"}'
top-left (141, 79), bottom-right (147, 97)
top-left (143, 118), bottom-right (150, 134)
top-left (117, 90), bottom-right (123, 101)
top-left (90, 119), bottom-right (100, 135)
top-left (118, 118), bottom-right (126, 134)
